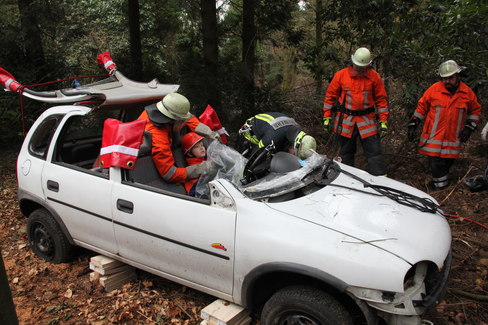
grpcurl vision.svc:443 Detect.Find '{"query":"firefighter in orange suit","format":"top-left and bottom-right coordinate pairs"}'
top-left (138, 93), bottom-right (220, 184)
top-left (323, 47), bottom-right (389, 176)
top-left (408, 60), bottom-right (482, 190)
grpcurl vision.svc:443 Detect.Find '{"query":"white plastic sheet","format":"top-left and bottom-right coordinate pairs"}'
top-left (195, 141), bottom-right (248, 198)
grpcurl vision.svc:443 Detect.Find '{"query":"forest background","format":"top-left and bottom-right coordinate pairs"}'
top-left (0, 0), bottom-right (487, 324)
top-left (0, 0), bottom-right (487, 147)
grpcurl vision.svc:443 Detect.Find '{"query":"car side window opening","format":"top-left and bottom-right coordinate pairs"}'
top-left (28, 114), bottom-right (63, 160)
top-left (53, 109), bottom-right (121, 169)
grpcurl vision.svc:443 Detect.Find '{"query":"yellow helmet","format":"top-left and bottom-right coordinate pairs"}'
top-left (351, 47), bottom-right (372, 67)
top-left (156, 93), bottom-right (191, 120)
top-left (438, 60), bottom-right (465, 78)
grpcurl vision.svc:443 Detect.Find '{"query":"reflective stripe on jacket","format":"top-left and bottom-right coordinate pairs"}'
top-left (414, 81), bottom-right (481, 158)
top-left (138, 111), bottom-right (200, 183)
top-left (323, 67), bottom-right (389, 139)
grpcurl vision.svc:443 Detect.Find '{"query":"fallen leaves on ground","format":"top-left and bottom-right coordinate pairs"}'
top-left (1, 147), bottom-right (487, 325)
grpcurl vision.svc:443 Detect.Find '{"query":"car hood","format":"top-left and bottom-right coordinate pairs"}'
top-left (264, 163), bottom-right (452, 267)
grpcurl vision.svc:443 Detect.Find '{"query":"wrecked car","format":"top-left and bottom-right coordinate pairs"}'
top-left (6, 58), bottom-right (451, 325)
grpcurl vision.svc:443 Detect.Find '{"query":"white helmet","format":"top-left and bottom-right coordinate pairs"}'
top-left (156, 93), bottom-right (191, 120)
top-left (351, 47), bottom-right (372, 67)
top-left (438, 60), bottom-right (466, 78)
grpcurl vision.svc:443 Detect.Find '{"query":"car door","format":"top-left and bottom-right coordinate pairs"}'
top-left (111, 178), bottom-right (236, 295)
top-left (41, 110), bottom-right (118, 254)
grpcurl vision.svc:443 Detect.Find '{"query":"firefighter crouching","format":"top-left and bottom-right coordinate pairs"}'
top-left (237, 112), bottom-right (317, 160)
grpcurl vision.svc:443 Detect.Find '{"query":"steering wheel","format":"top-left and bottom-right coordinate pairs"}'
top-left (241, 147), bottom-right (274, 185)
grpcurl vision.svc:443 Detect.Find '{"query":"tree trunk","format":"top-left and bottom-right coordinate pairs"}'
top-left (314, 0), bottom-right (323, 95)
top-left (128, 0), bottom-right (143, 79)
top-left (282, 48), bottom-right (297, 92)
top-left (200, 0), bottom-right (221, 110)
top-left (17, 0), bottom-right (47, 81)
top-left (242, 0), bottom-right (256, 118)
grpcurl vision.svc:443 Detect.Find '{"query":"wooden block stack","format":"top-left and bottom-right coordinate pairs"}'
top-left (89, 255), bottom-right (136, 292)
top-left (200, 299), bottom-right (251, 325)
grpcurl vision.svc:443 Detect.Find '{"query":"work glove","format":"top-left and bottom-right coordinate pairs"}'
top-left (407, 117), bottom-right (419, 142)
top-left (379, 121), bottom-right (388, 138)
top-left (186, 161), bottom-right (217, 179)
top-left (186, 163), bottom-right (204, 179)
top-left (209, 131), bottom-right (222, 142)
top-left (460, 121), bottom-right (476, 143)
top-left (195, 123), bottom-right (222, 143)
top-left (323, 118), bottom-right (332, 133)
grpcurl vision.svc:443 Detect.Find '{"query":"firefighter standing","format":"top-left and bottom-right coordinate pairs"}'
top-left (323, 47), bottom-right (389, 176)
top-left (237, 112), bottom-right (317, 160)
top-left (408, 60), bottom-right (482, 190)
top-left (138, 93), bottom-right (220, 184)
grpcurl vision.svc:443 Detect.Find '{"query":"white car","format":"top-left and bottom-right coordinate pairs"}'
top-left (13, 69), bottom-right (451, 325)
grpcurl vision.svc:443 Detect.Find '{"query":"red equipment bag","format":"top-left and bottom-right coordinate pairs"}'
top-left (99, 119), bottom-right (146, 169)
top-left (199, 105), bottom-right (229, 144)
top-left (97, 52), bottom-right (117, 73)
top-left (0, 67), bottom-right (22, 92)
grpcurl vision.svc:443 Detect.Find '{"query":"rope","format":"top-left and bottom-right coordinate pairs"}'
top-left (18, 73), bottom-right (109, 137)
top-left (444, 213), bottom-right (488, 230)
top-left (22, 74), bottom-right (109, 89)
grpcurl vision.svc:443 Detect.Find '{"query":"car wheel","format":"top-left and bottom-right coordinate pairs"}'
top-left (261, 285), bottom-right (354, 325)
top-left (27, 209), bottom-right (74, 264)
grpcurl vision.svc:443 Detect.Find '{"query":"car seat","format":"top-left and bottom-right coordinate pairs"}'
top-left (126, 131), bottom-right (186, 194)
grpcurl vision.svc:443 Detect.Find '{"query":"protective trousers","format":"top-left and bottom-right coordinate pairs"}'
top-left (338, 126), bottom-right (386, 176)
top-left (428, 156), bottom-right (454, 189)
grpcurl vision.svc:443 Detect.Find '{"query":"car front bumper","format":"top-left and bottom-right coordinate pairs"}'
top-left (348, 251), bottom-right (451, 325)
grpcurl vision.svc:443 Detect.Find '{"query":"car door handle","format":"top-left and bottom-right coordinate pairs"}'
top-left (47, 180), bottom-right (59, 192)
top-left (117, 199), bottom-right (134, 214)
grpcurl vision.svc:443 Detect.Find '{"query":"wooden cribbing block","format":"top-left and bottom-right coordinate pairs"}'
top-left (90, 255), bottom-right (124, 270)
top-left (200, 299), bottom-right (251, 325)
top-left (90, 262), bottom-right (133, 276)
top-left (100, 269), bottom-right (137, 292)
top-left (89, 271), bottom-right (101, 282)
top-left (88, 255), bottom-right (136, 292)
top-left (99, 269), bottom-right (136, 287)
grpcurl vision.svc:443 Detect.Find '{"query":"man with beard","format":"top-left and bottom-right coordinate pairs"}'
top-left (408, 60), bottom-right (482, 191)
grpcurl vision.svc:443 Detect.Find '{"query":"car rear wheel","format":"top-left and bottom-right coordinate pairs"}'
top-left (27, 209), bottom-right (74, 263)
top-left (261, 285), bottom-right (354, 325)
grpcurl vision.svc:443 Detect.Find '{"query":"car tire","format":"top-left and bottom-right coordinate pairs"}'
top-left (27, 209), bottom-right (74, 264)
top-left (260, 285), bottom-right (354, 325)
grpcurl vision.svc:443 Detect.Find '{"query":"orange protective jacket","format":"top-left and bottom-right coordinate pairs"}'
top-left (414, 81), bottom-right (481, 158)
top-left (138, 111), bottom-right (201, 183)
top-left (323, 67), bottom-right (389, 139)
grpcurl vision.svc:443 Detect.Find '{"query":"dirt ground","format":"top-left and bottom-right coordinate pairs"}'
top-left (1, 132), bottom-right (487, 325)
